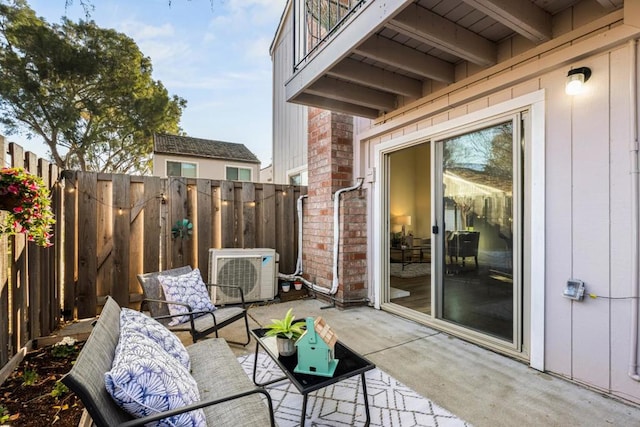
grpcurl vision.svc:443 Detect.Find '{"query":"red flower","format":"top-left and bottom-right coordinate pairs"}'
top-left (1, 167), bottom-right (55, 247)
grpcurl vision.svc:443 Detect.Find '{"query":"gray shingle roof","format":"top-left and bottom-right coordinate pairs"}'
top-left (154, 134), bottom-right (260, 164)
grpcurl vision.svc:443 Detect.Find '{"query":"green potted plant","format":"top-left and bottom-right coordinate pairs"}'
top-left (264, 308), bottom-right (305, 356)
top-left (0, 167), bottom-right (55, 247)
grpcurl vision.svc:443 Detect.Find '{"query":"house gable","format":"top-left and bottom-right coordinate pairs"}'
top-left (152, 134), bottom-right (261, 181)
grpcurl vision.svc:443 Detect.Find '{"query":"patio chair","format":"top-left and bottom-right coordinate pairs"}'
top-left (447, 231), bottom-right (480, 268)
top-left (136, 266), bottom-right (250, 345)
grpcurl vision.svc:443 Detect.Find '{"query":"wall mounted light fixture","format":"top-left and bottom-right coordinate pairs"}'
top-left (565, 67), bottom-right (591, 95)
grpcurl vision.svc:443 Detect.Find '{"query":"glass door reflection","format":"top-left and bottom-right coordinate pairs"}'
top-left (440, 121), bottom-right (516, 341)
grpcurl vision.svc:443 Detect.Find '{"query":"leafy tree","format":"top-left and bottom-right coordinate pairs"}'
top-left (0, 0), bottom-right (186, 173)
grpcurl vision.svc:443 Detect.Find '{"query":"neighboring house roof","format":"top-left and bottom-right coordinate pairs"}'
top-left (153, 134), bottom-right (260, 164)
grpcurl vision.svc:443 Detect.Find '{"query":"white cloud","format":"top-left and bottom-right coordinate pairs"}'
top-left (114, 21), bottom-right (190, 64)
top-left (227, 0), bottom-right (287, 24)
top-left (244, 36), bottom-right (273, 62)
top-left (187, 100), bottom-right (226, 112)
top-left (119, 22), bottom-right (175, 40)
top-left (207, 0), bottom-right (285, 38)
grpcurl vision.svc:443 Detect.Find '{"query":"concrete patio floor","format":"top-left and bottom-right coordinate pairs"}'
top-left (221, 297), bottom-right (639, 427)
top-left (58, 296), bottom-right (640, 426)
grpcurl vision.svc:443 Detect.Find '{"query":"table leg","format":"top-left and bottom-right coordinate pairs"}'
top-left (301, 393), bottom-right (308, 427)
top-left (251, 342), bottom-right (288, 387)
top-left (361, 373), bottom-right (370, 426)
top-left (252, 341), bottom-right (260, 385)
top-left (402, 249), bottom-right (406, 270)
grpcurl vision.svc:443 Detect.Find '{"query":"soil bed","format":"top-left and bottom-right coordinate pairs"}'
top-left (0, 341), bottom-right (85, 427)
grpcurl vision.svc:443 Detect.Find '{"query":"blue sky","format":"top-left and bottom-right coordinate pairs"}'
top-left (3, 0), bottom-right (287, 167)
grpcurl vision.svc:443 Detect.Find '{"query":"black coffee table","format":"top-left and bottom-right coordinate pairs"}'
top-left (250, 327), bottom-right (375, 426)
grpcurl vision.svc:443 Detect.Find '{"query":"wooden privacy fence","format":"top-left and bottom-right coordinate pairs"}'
top-left (1, 139), bottom-right (61, 369)
top-left (62, 172), bottom-right (306, 319)
top-left (1, 139), bottom-right (306, 372)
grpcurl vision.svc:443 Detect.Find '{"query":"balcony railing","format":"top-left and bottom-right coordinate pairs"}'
top-left (293, 0), bottom-right (365, 70)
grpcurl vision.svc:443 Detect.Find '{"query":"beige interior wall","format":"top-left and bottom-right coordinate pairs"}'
top-left (388, 143), bottom-right (431, 241)
top-left (389, 148), bottom-right (414, 229)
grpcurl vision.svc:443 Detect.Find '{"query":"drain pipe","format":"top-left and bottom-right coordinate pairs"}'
top-left (330, 178), bottom-right (364, 294)
top-left (293, 194), bottom-right (306, 276)
top-left (629, 38), bottom-right (640, 382)
top-left (277, 179), bottom-right (366, 301)
top-left (279, 194), bottom-right (306, 280)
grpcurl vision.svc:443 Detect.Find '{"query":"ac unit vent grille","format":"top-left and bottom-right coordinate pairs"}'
top-left (216, 257), bottom-right (260, 300)
top-left (208, 248), bottom-right (278, 304)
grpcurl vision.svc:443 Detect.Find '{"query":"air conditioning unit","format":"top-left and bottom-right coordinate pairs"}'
top-left (208, 248), bottom-right (278, 305)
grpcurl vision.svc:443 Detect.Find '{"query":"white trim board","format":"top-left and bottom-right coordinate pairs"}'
top-left (372, 90), bottom-right (545, 370)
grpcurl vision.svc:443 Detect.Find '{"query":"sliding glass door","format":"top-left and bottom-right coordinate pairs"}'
top-left (387, 143), bottom-right (432, 315)
top-left (435, 117), bottom-right (521, 343)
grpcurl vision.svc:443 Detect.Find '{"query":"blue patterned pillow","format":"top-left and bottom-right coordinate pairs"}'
top-left (120, 308), bottom-right (190, 370)
top-left (158, 268), bottom-right (216, 326)
top-left (105, 331), bottom-right (206, 426)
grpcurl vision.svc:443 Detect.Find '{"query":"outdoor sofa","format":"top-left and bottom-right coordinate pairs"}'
top-left (61, 296), bottom-right (275, 427)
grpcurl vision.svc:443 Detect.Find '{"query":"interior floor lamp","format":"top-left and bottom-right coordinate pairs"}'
top-left (397, 215), bottom-right (412, 247)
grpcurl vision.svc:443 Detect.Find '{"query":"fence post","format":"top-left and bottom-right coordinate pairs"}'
top-left (220, 181), bottom-right (235, 248)
top-left (112, 174), bottom-right (131, 307)
top-left (0, 136), bottom-right (9, 367)
top-left (142, 176), bottom-right (162, 274)
top-left (241, 182), bottom-right (256, 248)
top-left (196, 179), bottom-right (213, 271)
top-left (76, 172), bottom-right (98, 318)
top-left (63, 171), bottom-right (77, 319)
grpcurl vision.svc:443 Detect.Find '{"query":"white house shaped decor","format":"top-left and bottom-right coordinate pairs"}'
top-left (294, 316), bottom-right (339, 377)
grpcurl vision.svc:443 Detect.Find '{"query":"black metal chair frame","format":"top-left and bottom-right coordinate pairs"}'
top-left (136, 266), bottom-right (250, 345)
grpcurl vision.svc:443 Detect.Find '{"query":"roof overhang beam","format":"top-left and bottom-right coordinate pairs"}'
top-left (388, 3), bottom-right (497, 67)
top-left (307, 76), bottom-right (396, 112)
top-left (461, 0), bottom-right (551, 42)
top-left (293, 93), bottom-right (380, 119)
top-left (354, 35), bottom-right (454, 83)
top-left (595, 0), bottom-right (619, 11)
top-left (327, 58), bottom-right (423, 98)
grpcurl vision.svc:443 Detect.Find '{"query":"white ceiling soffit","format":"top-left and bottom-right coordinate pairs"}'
top-left (286, 0), bottom-right (624, 118)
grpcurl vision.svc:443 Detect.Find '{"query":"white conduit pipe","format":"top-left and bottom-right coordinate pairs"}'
top-left (629, 38), bottom-right (640, 382)
top-left (278, 179), bottom-right (364, 297)
top-left (276, 191), bottom-right (334, 295)
top-left (330, 178), bottom-right (364, 294)
top-left (292, 194), bottom-right (306, 276)
top-left (279, 195), bottom-right (306, 279)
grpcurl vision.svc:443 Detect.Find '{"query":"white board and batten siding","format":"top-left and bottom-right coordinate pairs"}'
top-left (358, 39), bottom-right (640, 404)
top-left (272, 7), bottom-right (308, 185)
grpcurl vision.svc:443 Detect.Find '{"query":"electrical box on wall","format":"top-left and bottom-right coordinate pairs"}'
top-left (563, 279), bottom-right (585, 301)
